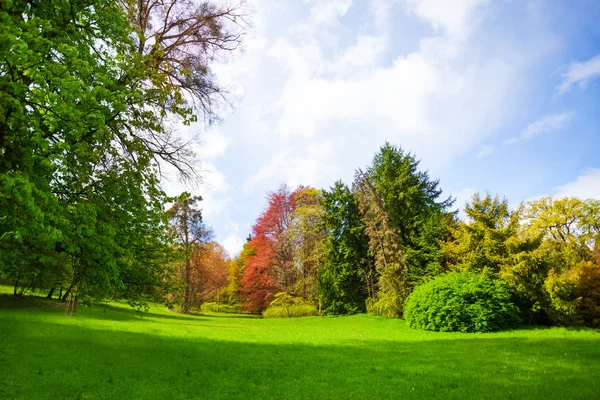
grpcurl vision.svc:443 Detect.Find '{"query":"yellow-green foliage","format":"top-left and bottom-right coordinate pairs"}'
top-left (200, 302), bottom-right (243, 314)
top-left (263, 304), bottom-right (318, 318)
top-left (262, 292), bottom-right (318, 318)
top-left (545, 260), bottom-right (600, 326)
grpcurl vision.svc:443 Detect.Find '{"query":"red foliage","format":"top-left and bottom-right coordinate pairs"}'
top-left (241, 234), bottom-right (277, 312)
top-left (241, 185), bottom-right (299, 312)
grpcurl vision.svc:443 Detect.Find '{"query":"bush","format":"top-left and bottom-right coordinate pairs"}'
top-left (404, 272), bottom-right (521, 333)
top-left (263, 304), bottom-right (318, 318)
top-left (201, 302), bottom-right (243, 314)
top-left (262, 292), bottom-right (318, 318)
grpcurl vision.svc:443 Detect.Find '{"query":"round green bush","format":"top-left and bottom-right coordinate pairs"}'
top-left (404, 272), bottom-right (521, 333)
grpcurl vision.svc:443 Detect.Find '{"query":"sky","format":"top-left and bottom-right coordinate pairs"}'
top-left (161, 0), bottom-right (600, 257)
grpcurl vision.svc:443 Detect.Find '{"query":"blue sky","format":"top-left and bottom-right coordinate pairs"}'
top-left (162, 0), bottom-right (600, 256)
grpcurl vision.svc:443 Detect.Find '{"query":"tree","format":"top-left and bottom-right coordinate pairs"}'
top-left (353, 143), bottom-right (452, 317)
top-left (288, 187), bottom-right (326, 302)
top-left (443, 193), bottom-right (517, 275)
top-left (225, 240), bottom-right (255, 304)
top-left (168, 193), bottom-right (213, 313)
top-left (0, 0), bottom-right (244, 307)
top-left (523, 197), bottom-right (600, 325)
top-left (318, 181), bottom-right (372, 315)
top-left (188, 241), bottom-right (230, 308)
top-left (241, 233), bottom-right (277, 312)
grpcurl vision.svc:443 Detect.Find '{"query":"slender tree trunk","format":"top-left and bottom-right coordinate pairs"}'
top-left (61, 280), bottom-right (76, 301)
top-left (182, 207), bottom-right (191, 313)
top-left (13, 279), bottom-right (19, 296)
top-left (46, 285), bottom-right (56, 299)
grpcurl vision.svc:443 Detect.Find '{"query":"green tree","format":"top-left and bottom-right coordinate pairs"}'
top-left (523, 197), bottom-right (600, 325)
top-left (288, 187), bottom-right (326, 302)
top-left (354, 143), bottom-right (452, 317)
top-left (318, 181), bottom-right (372, 315)
top-left (0, 0), bottom-right (243, 307)
top-left (168, 193), bottom-right (213, 313)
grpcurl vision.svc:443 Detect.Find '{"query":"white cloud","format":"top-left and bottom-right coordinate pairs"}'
top-left (198, 128), bottom-right (231, 160)
top-left (241, 140), bottom-right (339, 194)
top-left (555, 169), bottom-right (600, 200)
top-left (220, 221), bottom-right (246, 257)
top-left (406, 0), bottom-right (489, 40)
top-left (476, 145), bottom-right (494, 159)
top-left (304, 0), bottom-right (353, 27)
top-left (329, 35), bottom-right (388, 74)
top-left (505, 112), bottom-right (574, 145)
top-left (557, 54), bottom-right (600, 95)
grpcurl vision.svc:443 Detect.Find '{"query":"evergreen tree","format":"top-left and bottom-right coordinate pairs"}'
top-left (318, 181), bottom-right (372, 315)
top-left (354, 143), bottom-right (453, 317)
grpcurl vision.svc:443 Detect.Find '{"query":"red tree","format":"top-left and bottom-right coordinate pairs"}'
top-left (241, 185), bottom-right (298, 312)
top-left (241, 235), bottom-right (276, 312)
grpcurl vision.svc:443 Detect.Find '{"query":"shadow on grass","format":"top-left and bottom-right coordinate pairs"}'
top-left (1, 316), bottom-right (600, 400)
top-left (0, 294), bottom-right (64, 310)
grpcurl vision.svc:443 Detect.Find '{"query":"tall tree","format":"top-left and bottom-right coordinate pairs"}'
top-left (188, 241), bottom-right (230, 307)
top-left (241, 233), bottom-right (277, 312)
top-left (354, 143), bottom-right (453, 317)
top-left (226, 240), bottom-right (255, 304)
top-left (319, 181), bottom-right (372, 315)
top-left (0, 0), bottom-right (244, 305)
top-left (523, 197), bottom-right (600, 325)
top-left (288, 187), bottom-right (326, 302)
top-left (168, 193), bottom-right (213, 313)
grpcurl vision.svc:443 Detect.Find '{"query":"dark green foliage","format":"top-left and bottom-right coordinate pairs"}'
top-left (368, 143), bottom-right (453, 287)
top-left (405, 272), bottom-right (521, 332)
top-left (318, 182), bottom-right (371, 315)
top-left (354, 143), bottom-right (453, 317)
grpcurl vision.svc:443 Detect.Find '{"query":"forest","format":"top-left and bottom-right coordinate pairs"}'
top-left (1, 1), bottom-right (600, 398)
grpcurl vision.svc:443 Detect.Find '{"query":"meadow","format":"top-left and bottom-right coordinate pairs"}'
top-left (1, 287), bottom-right (599, 400)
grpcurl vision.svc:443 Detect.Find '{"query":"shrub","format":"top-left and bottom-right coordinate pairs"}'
top-left (201, 302), bottom-right (243, 314)
top-left (262, 292), bottom-right (318, 318)
top-left (263, 304), bottom-right (318, 318)
top-left (404, 272), bottom-right (521, 333)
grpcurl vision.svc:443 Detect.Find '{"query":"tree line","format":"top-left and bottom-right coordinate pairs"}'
top-left (224, 143), bottom-right (599, 327)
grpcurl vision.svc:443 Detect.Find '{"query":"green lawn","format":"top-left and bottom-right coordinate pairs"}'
top-left (1, 291), bottom-right (599, 399)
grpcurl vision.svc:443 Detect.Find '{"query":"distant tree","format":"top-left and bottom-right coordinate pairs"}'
top-left (318, 181), bottom-right (372, 315)
top-left (168, 193), bottom-right (213, 313)
top-left (189, 242), bottom-right (230, 307)
top-left (226, 241), bottom-right (255, 304)
top-left (288, 187), bottom-right (326, 302)
top-left (241, 234), bottom-right (277, 312)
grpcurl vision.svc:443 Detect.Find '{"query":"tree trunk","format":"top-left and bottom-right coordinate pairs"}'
top-left (13, 279), bottom-right (19, 296)
top-left (46, 285), bottom-right (56, 299)
top-left (182, 205), bottom-right (191, 313)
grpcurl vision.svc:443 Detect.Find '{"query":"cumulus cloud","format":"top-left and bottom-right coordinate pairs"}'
top-left (242, 140), bottom-right (339, 194)
top-left (506, 112), bottom-right (574, 145)
top-left (557, 54), bottom-right (600, 95)
top-left (406, 0), bottom-right (489, 40)
top-left (555, 169), bottom-right (600, 200)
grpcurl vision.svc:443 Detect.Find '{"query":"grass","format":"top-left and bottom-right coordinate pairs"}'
top-left (1, 286), bottom-right (599, 399)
